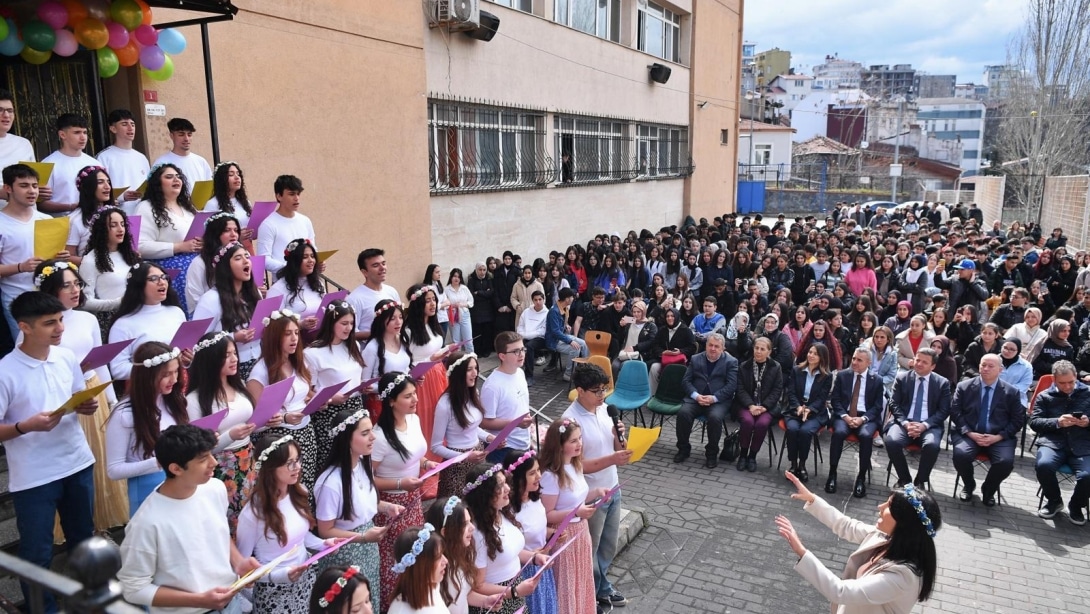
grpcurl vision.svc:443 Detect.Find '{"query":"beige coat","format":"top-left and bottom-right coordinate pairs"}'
top-left (794, 497), bottom-right (922, 614)
top-left (510, 279), bottom-right (544, 325)
top-left (894, 329), bottom-right (935, 370)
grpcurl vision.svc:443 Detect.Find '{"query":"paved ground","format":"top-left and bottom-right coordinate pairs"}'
top-left (483, 355), bottom-right (1090, 614)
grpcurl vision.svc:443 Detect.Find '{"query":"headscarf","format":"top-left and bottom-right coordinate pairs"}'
top-left (1048, 319), bottom-right (1072, 348)
top-left (726, 311), bottom-right (749, 340)
top-left (1001, 337), bottom-right (1022, 368)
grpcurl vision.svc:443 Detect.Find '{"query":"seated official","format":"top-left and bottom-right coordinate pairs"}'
top-left (783, 344), bottom-right (833, 484)
top-left (949, 354), bottom-right (1025, 507)
top-left (884, 348), bottom-right (952, 488)
top-left (732, 337), bottom-right (784, 472)
top-left (827, 348), bottom-right (884, 498)
top-left (1030, 360), bottom-right (1090, 525)
top-left (674, 333), bottom-right (739, 469)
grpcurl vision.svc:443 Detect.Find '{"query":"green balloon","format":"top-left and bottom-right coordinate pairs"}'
top-left (110, 0), bottom-right (144, 31)
top-left (96, 47), bottom-right (119, 78)
top-left (142, 54), bottom-right (174, 81)
top-left (0, 17), bottom-right (9, 42)
top-left (22, 20), bottom-right (56, 53)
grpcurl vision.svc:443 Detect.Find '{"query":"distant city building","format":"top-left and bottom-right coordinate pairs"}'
top-left (983, 65), bottom-right (1024, 100)
top-left (742, 40), bottom-right (758, 94)
top-left (861, 64), bottom-right (916, 97)
top-left (954, 83), bottom-right (990, 100)
top-left (916, 97), bottom-right (986, 172)
top-left (755, 48), bottom-right (791, 83)
top-left (812, 55), bottom-right (863, 90)
top-left (790, 89), bottom-right (871, 145)
top-left (914, 74), bottom-right (956, 98)
top-left (767, 74), bottom-right (814, 113)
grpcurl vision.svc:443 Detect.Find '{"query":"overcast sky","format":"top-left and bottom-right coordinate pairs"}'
top-left (744, 0), bottom-right (1027, 83)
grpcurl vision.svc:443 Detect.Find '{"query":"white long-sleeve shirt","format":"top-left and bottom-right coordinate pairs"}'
top-left (78, 250), bottom-right (130, 306)
top-left (108, 303), bottom-right (187, 380)
top-left (236, 493), bottom-right (325, 584)
top-left (430, 393), bottom-right (488, 459)
top-left (517, 306), bottom-right (548, 340)
top-left (185, 388), bottom-right (254, 452)
top-left (255, 211), bottom-right (314, 274)
top-left (105, 398), bottom-right (180, 480)
top-left (191, 289), bottom-right (259, 362)
top-left (135, 200), bottom-right (196, 259)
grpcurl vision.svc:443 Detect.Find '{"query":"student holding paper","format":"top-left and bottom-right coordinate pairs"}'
top-left (480, 332), bottom-right (533, 463)
top-left (193, 242), bottom-right (261, 377)
top-left (305, 300), bottom-right (366, 465)
top-left (444, 268), bottom-right (474, 354)
top-left (237, 433), bottom-right (332, 614)
top-left (108, 262), bottom-right (187, 381)
top-left (361, 300), bottom-right (412, 391)
top-left (204, 162), bottom-right (253, 235)
top-left (386, 525), bottom-right (450, 614)
top-left (431, 352), bottom-right (491, 498)
top-left (118, 424), bottom-right (260, 614)
top-left (424, 496), bottom-right (507, 613)
top-left (41, 113), bottom-right (101, 215)
top-left (186, 212), bottom-right (241, 314)
top-left (78, 206), bottom-right (137, 326)
top-left (95, 110), bottom-right (150, 215)
top-left (105, 341), bottom-right (189, 515)
top-left (186, 331), bottom-right (257, 533)
top-left (505, 450), bottom-right (559, 614)
top-left (151, 118), bottom-right (213, 194)
top-left (405, 283), bottom-right (456, 469)
top-left (257, 175), bottom-right (315, 275)
top-left (135, 163), bottom-right (201, 315)
top-left (0, 164), bottom-right (56, 342)
top-left (270, 238), bottom-right (325, 331)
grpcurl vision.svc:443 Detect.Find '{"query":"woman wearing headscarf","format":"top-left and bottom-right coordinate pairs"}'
top-left (883, 301), bottom-right (914, 337)
top-left (1030, 319), bottom-right (1075, 377)
top-left (997, 338), bottom-right (1034, 407)
top-left (1006, 307), bottom-right (1047, 361)
top-left (723, 311), bottom-right (753, 363)
top-left (928, 336), bottom-right (959, 385)
top-left (758, 313), bottom-right (796, 380)
top-left (648, 308), bottom-right (697, 395)
top-left (899, 254), bottom-right (929, 314)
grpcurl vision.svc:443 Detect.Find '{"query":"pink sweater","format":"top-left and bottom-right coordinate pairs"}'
top-left (844, 267), bottom-right (877, 297)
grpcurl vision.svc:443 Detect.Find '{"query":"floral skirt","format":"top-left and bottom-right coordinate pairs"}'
top-left (81, 374), bottom-right (129, 531)
top-left (468, 575), bottom-right (526, 614)
top-left (151, 253), bottom-right (198, 316)
top-left (415, 365), bottom-right (448, 501)
top-left (214, 443), bottom-right (255, 535)
top-left (253, 563), bottom-right (317, 614)
top-left (311, 395), bottom-right (365, 470)
top-left (262, 423), bottom-right (318, 496)
top-left (437, 443), bottom-right (483, 500)
top-left (319, 521), bottom-right (381, 614)
top-left (375, 488), bottom-right (424, 612)
top-left (238, 358), bottom-right (258, 382)
top-left (552, 522), bottom-right (595, 614)
top-left (524, 564), bottom-right (559, 614)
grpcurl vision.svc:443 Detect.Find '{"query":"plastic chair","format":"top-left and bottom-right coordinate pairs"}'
top-left (605, 360), bottom-right (652, 426)
top-left (952, 451), bottom-right (1003, 506)
top-left (647, 363), bottom-right (687, 429)
top-left (585, 331), bottom-right (612, 358)
top-left (567, 355), bottom-right (615, 402)
top-left (1021, 375), bottom-right (1053, 458)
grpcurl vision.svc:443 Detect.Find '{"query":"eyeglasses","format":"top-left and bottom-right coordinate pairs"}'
top-left (501, 347), bottom-right (527, 355)
top-left (146, 274), bottom-right (170, 283)
top-left (0, 108), bottom-right (15, 116)
top-left (283, 459), bottom-right (302, 470)
top-left (585, 387), bottom-right (608, 396)
top-left (60, 281), bottom-right (87, 290)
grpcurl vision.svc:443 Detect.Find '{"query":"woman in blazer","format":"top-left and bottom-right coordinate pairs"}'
top-left (733, 337), bottom-right (785, 472)
top-left (776, 471), bottom-right (942, 614)
top-left (783, 344), bottom-right (833, 482)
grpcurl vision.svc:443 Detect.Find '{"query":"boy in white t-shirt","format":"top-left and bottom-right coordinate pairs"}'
top-left (347, 247), bottom-right (401, 342)
top-left (96, 109), bottom-right (150, 214)
top-left (151, 117), bottom-right (212, 194)
top-left (480, 331), bottom-right (534, 463)
top-left (256, 175), bottom-right (315, 274)
top-left (0, 89), bottom-right (49, 208)
top-left (41, 113), bottom-right (100, 216)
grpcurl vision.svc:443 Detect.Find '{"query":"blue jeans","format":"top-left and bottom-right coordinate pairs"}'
top-left (553, 338), bottom-right (588, 375)
top-left (449, 315), bottom-right (474, 353)
top-left (11, 465), bottom-right (95, 613)
top-left (1036, 447), bottom-right (1090, 509)
top-left (589, 489), bottom-right (622, 599)
top-left (486, 446), bottom-right (525, 464)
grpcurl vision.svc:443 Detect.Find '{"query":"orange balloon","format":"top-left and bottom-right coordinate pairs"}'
top-left (75, 18), bottom-right (110, 50)
top-left (115, 39), bottom-right (139, 67)
top-left (135, 0), bottom-right (153, 27)
top-left (61, 0), bottom-right (89, 28)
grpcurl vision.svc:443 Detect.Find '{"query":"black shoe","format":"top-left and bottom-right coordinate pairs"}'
top-left (673, 450), bottom-right (689, 463)
top-left (958, 488), bottom-right (974, 502)
top-left (797, 467), bottom-right (809, 483)
top-left (737, 456), bottom-right (748, 471)
top-left (1038, 501), bottom-right (1063, 519)
top-left (894, 479), bottom-right (910, 488)
top-left (853, 476), bottom-right (867, 498)
top-left (982, 491), bottom-right (997, 507)
top-left (1070, 506), bottom-right (1087, 526)
top-left (913, 478), bottom-right (928, 490)
top-left (543, 363), bottom-right (560, 373)
top-left (824, 476), bottom-right (837, 494)
top-left (526, 377), bottom-right (535, 387)
top-left (746, 457), bottom-right (757, 472)
top-left (597, 591), bottom-right (627, 608)
top-left (705, 456), bottom-right (718, 469)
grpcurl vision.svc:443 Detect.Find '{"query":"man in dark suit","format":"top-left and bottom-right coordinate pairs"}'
top-left (949, 354), bottom-right (1026, 506)
top-left (674, 333), bottom-right (739, 468)
top-left (884, 348), bottom-right (952, 488)
top-left (827, 348), bottom-right (884, 498)
top-left (1030, 360), bottom-right (1090, 524)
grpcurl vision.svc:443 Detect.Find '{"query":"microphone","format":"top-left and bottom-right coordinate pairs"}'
top-left (606, 405), bottom-right (626, 446)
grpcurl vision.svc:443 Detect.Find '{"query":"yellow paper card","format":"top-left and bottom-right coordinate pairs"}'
top-left (51, 381), bottom-right (112, 416)
top-left (626, 426), bottom-right (661, 463)
top-left (317, 250), bottom-right (338, 263)
top-left (230, 544), bottom-right (299, 592)
top-left (111, 186), bottom-right (129, 201)
top-left (19, 161), bottom-right (53, 186)
top-left (134, 180), bottom-right (148, 196)
top-left (190, 180), bottom-right (214, 211)
top-left (34, 217), bottom-right (70, 259)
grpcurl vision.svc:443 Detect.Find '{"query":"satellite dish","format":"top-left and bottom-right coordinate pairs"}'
top-left (453, 0), bottom-right (473, 20)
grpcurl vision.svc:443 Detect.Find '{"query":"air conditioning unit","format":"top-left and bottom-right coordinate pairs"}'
top-left (428, 0), bottom-right (480, 31)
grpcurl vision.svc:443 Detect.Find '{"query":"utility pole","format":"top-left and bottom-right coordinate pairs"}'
top-left (890, 97), bottom-right (904, 202)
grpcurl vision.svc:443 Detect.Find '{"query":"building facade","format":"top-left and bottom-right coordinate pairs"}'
top-left (767, 74), bottom-right (813, 113)
top-left (755, 48), bottom-right (791, 83)
top-left (812, 55), bottom-right (863, 91)
top-left (914, 74), bottom-right (956, 99)
top-left (916, 97), bottom-right (986, 172)
top-left (738, 120), bottom-right (795, 181)
top-left (861, 64), bottom-right (916, 97)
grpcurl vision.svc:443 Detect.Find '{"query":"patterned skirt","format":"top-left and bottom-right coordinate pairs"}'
top-left (524, 564), bottom-right (559, 614)
top-left (214, 443), bottom-right (255, 536)
top-left (311, 395), bottom-right (365, 470)
top-left (80, 373), bottom-right (129, 531)
top-left (262, 423), bottom-right (318, 496)
top-left (375, 488), bottom-right (425, 612)
top-left (415, 365), bottom-right (449, 501)
top-left (468, 575), bottom-right (526, 614)
top-left (151, 253), bottom-right (198, 316)
top-left (238, 358), bottom-right (258, 382)
top-left (253, 562), bottom-right (317, 614)
top-left (552, 522), bottom-right (596, 614)
top-left (319, 521), bottom-right (381, 614)
top-left (437, 443), bottom-right (483, 500)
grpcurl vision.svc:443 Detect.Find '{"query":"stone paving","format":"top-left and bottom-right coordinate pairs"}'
top-left (483, 355), bottom-right (1090, 614)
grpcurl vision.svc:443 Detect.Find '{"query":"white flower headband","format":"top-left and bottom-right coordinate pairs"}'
top-left (408, 286), bottom-right (431, 303)
top-left (34, 262), bottom-right (72, 288)
top-left (193, 331), bottom-right (231, 356)
top-left (442, 496), bottom-right (461, 527)
top-left (87, 205), bottom-right (123, 233)
top-left (378, 373), bottom-right (409, 401)
top-left (263, 309), bottom-right (299, 327)
top-left (329, 408), bottom-right (369, 438)
top-left (212, 241), bottom-right (242, 268)
top-left (204, 211), bottom-right (235, 227)
top-left (445, 353), bottom-right (477, 377)
top-left (253, 435), bottom-right (293, 472)
top-left (464, 463), bottom-right (504, 495)
top-left (284, 237), bottom-right (313, 257)
top-left (138, 347), bottom-right (181, 369)
top-left (213, 160), bottom-right (238, 175)
top-left (327, 300), bottom-right (352, 314)
top-left (391, 523), bottom-right (434, 574)
top-left (375, 300), bottom-right (402, 315)
top-left (125, 263), bottom-right (144, 280)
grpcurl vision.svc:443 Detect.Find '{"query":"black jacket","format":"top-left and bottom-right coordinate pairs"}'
top-left (785, 366), bottom-right (834, 424)
top-left (733, 359), bottom-right (784, 415)
top-left (934, 272), bottom-right (989, 311)
top-left (651, 325), bottom-right (696, 362)
top-left (1030, 383), bottom-right (1090, 456)
top-left (467, 274), bottom-right (497, 322)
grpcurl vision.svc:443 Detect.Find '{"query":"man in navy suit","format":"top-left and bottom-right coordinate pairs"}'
top-left (949, 354), bottom-right (1025, 506)
top-left (674, 333), bottom-right (739, 468)
top-left (884, 348), bottom-right (952, 488)
top-left (827, 348), bottom-right (884, 498)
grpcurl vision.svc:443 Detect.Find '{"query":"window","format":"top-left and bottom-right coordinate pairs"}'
top-left (556, 0), bottom-right (620, 42)
top-left (491, 0), bottom-right (532, 11)
top-left (554, 115), bottom-right (631, 182)
top-left (754, 144), bottom-right (772, 165)
top-left (636, 123), bottom-right (690, 177)
top-left (795, 80), bottom-right (804, 87)
top-left (428, 100), bottom-right (548, 193)
top-left (720, 129), bottom-right (729, 145)
top-left (638, 2), bottom-right (681, 63)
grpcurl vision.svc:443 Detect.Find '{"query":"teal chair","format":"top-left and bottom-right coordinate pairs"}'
top-left (605, 360), bottom-right (652, 426)
top-left (647, 363), bottom-right (687, 429)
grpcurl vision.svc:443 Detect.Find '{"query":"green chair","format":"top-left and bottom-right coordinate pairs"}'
top-left (647, 363), bottom-right (687, 429)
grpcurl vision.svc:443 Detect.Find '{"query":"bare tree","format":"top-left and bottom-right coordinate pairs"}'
top-left (994, 0), bottom-right (1090, 220)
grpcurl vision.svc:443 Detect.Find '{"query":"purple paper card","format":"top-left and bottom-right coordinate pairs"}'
top-left (592, 481), bottom-right (626, 509)
top-left (314, 290), bottom-right (348, 329)
top-left (301, 381), bottom-right (350, 417)
top-left (301, 537), bottom-right (354, 567)
top-left (247, 201), bottom-right (277, 231)
top-left (249, 255), bottom-right (266, 286)
top-left (544, 504), bottom-right (582, 551)
top-left (166, 268), bottom-right (181, 281)
top-left (184, 212), bottom-right (214, 241)
top-left (515, 526), bottom-right (581, 583)
top-left (170, 318), bottom-right (215, 350)
top-left (80, 339), bottom-right (134, 372)
top-left (126, 215), bottom-right (140, 250)
top-left (420, 450), bottom-right (472, 481)
top-left (248, 377), bottom-right (297, 429)
top-left (190, 408), bottom-right (230, 432)
top-left (484, 413), bottom-right (529, 454)
top-left (342, 377), bottom-right (379, 398)
top-left (409, 361), bottom-right (440, 380)
top-left (249, 296), bottom-right (284, 338)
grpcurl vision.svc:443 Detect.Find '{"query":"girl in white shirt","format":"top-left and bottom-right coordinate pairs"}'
top-left (387, 525), bottom-right (450, 614)
top-left (192, 242), bottom-right (261, 377)
top-left (204, 162), bottom-right (253, 237)
top-left (135, 163), bottom-right (201, 314)
top-left (431, 352), bottom-right (490, 498)
top-left (444, 269), bottom-right (474, 353)
top-left (305, 300), bottom-right (366, 465)
top-left (505, 450), bottom-right (557, 614)
top-left (78, 207), bottom-right (139, 329)
top-left (185, 212), bottom-right (241, 314)
top-left (269, 238), bottom-right (324, 332)
top-left (424, 264), bottom-right (451, 337)
top-left (361, 300), bottom-right (412, 389)
top-left (315, 408), bottom-right (403, 614)
top-left (65, 165), bottom-right (112, 263)
top-left (107, 261), bottom-right (187, 382)
top-left (105, 341), bottom-right (189, 516)
top-left (405, 284), bottom-right (453, 365)
top-left (424, 496), bottom-right (505, 614)
top-left (185, 331), bottom-right (257, 534)
top-left (236, 433), bottom-right (329, 614)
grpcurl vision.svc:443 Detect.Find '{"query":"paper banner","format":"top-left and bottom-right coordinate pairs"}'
top-left (250, 295), bottom-right (284, 338)
top-left (34, 217), bottom-right (70, 259)
top-left (190, 408), bottom-right (230, 432)
top-left (247, 201), bottom-right (277, 231)
top-left (250, 255), bottom-right (266, 286)
top-left (80, 339), bottom-right (134, 372)
top-left (625, 426), bottom-right (661, 463)
top-left (169, 317), bottom-right (214, 350)
top-left (301, 381), bottom-right (350, 417)
top-left (317, 249), bottom-right (338, 263)
top-left (248, 377), bottom-right (297, 429)
top-left (420, 450), bottom-right (472, 481)
top-left (20, 161), bottom-right (53, 186)
top-left (126, 215), bottom-right (141, 250)
top-left (51, 381), bottom-right (112, 416)
top-left (230, 545), bottom-right (299, 592)
top-left (483, 413), bottom-right (529, 454)
top-left (184, 212), bottom-right (214, 241)
top-left (301, 537), bottom-right (354, 567)
top-left (314, 290), bottom-right (348, 329)
top-left (111, 186), bottom-right (129, 201)
top-left (190, 180), bottom-right (214, 210)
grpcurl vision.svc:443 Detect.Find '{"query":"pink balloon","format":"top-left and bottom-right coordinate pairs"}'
top-left (37, 1), bottom-right (69, 29)
top-left (133, 24), bottom-right (157, 46)
top-left (139, 43), bottom-right (164, 71)
top-left (52, 28), bottom-right (78, 57)
top-left (106, 21), bottom-right (129, 48)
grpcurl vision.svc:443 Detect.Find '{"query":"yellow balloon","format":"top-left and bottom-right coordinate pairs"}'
top-left (20, 46), bottom-right (52, 65)
top-left (74, 18), bottom-right (110, 50)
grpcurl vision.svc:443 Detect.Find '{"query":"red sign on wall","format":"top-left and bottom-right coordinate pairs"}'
top-left (143, 90), bottom-right (158, 103)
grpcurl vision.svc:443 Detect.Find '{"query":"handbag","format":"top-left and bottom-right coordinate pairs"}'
top-left (447, 305), bottom-right (459, 324)
top-left (661, 352), bottom-right (687, 366)
top-left (719, 429), bottom-right (741, 462)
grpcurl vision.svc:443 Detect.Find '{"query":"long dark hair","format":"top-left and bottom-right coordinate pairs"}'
top-left (404, 283), bottom-right (443, 348)
top-left (390, 527), bottom-right (443, 609)
top-left (423, 264), bottom-right (444, 295)
top-left (145, 163), bottom-right (197, 230)
top-left (463, 462), bottom-right (521, 561)
top-left (199, 214), bottom-right (241, 286)
top-left (35, 260), bottom-right (86, 308)
top-left (258, 315), bottom-right (312, 386)
top-left (275, 238), bottom-right (324, 306)
top-left (318, 408), bottom-right (375, 521)
top-left (110, 262), bottom-right (182, 334)
top-left (310, 300), bottom-right (365, 368)
top-left (250, 434), bottom-right (314, 546)
top-left (368, 300), bottom-right (409, 376)
top-left (885, 488), bottom-right (942, 601)
top-left (309, 566), bottom-right (370, 614)
top-left (442, 351), bottom-right (480, 429)
top-left (504, 449), bottom-right (540, 514)
top-left (186, 333), bottom-right (254, 417)
top-left (116, 341), bottom-right (189, 458)
top-left (374, 372), bottom-right (416, 461)
top-left (83, 207), bottom-right (139, 272)
top-left (211, 162), bottom-right (252, 216)
top-left (424, 496), bottom-right (475, 607)
top-left (211, 242), bottom-right (261, 331)
top-left (75, 165), bottom-right (110, 225)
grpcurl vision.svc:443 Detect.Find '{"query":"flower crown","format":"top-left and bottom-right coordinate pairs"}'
top-left (558, 418), bottom-right (573, 434)
top-left (263, 309), bottom-right (299, 328)
top-left (902, 484), bottom-right (937, 538)
top-left (442, 496), bottom-right (461, 527)
top-left (327, 300), bottom-right (352, 315)
top-left (139, 347), bottom-right (181, 369)
top-left (391, 523), bottom-right (434, 574)
top-left (378, 373), bottom-right (409, 401)
top-left (253, 434), bottom-right (293, 472)
top-left (464, 463), bottom-right (504, 495)
top-left (375, 300), bottom-right (402, 315)
top-left (330, 408), bottom-right (369, 438)
top-left (193, 331), bottom-right (232, 356)
top-left (204, 211), bottom-right (236, 227)
top-left (284, 237), bottom-right (312, 257)
top-left (505, 449), bottom-right (536, 474)
top-left (318, 565), bottom-right (360, 608)
top-left (212, 241), bottom-right (242, 268)
top-left (126, 263), bottom-right (145, 280)
top-left (76, 166), bottom-right (107, 191)
top-left (87, 206), bottom-right (124, 233)
top-left (214, 160), bottom-right (238, 175)
top-left (34, 261), bottom-right (72, 288)
top-left (446, 352), bottom-right (477, 377)
top-left (408, 286), bottom-right (431, 303)
top-left (146, 163), bottom-right (167, 183)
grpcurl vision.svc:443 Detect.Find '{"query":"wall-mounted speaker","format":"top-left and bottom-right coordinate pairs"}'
top-left (464, 11), bottom-right (500, 42)
top-left (649, 63), bottom-right (672, 84)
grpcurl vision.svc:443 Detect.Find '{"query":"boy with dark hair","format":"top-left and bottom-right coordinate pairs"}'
top-left (0, 90), bottom-right (45, 207)
top-left (41, 113), bottom-right (100, 215)
top-left (256, 175), bottom-right (314, 274)
top-left (546, 287), bottom-right (588, 381)
top-left (120, 424), bottom-right (260, 614)
top-left (0, 291), bottom-right (98, 610)
top-left (96, 108), bottom-right (150, 213)
top-left (347, 247), bottom-right (401, 341)
top-left (0, 165), bottom-right (60, 342)
top-left (516, 289), bottom-right (549, 386)
top-left (152, 117), bottom-right (212, 193)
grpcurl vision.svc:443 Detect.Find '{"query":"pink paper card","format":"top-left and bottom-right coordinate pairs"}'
top-left (314, 290), bottom-right (348, 329)
top-left (592, 480), bottom-right (626, 509)
top-left (170, 317), bottom-right (214, 350)
top-left (409, 361), bottom-right (440, 380)
top-left (301, 381), bottom-right (350, 416)
top-left (80, 339), bottom-right (134, 372)
top-left (126, 215), bottom-right (140, 250)
top-left (301, 537), bottom-right (354, 567)
top-left (249, 255), bottom-right (266, 286)
top-left (184, 212), bottom-right (214, 241)
top-left (191, 408), bottom-right (230, 432)
top-left (516, 525), bottom-right (582, 582)
top-left (420, 450), bottom-right (472, 481)
top-left (484, 413), bottom-right (529, 454)
top-left (249, 296), bottom-right (284, 338)
top-left (544, 504), bottom-right (582, 551)
top-left (248, 377), bottom-right (297, 428)
top-left (247, 201), bottom-right (277, 231)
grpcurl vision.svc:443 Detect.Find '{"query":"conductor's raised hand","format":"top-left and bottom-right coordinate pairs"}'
top-left (784, 470), bottom-right (816, 505)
